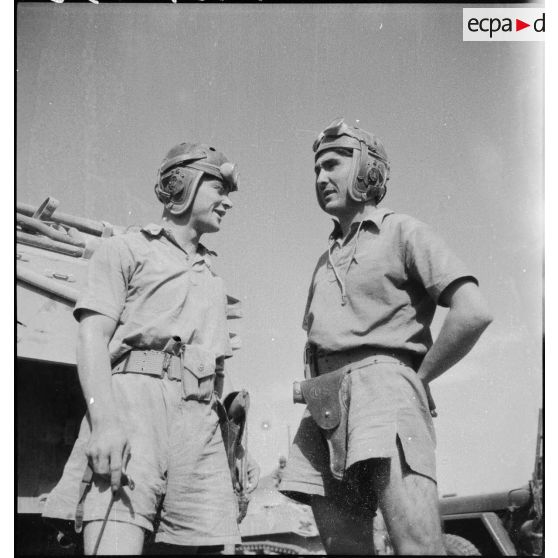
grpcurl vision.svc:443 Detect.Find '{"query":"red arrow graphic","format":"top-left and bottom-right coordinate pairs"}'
top-left (516, 19), bottom-right (530, 31)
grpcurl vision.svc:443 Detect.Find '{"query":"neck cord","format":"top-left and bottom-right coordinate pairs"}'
top-left (327, 221), bottom-right (364, 305)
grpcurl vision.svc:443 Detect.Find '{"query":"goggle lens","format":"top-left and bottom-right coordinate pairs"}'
top-left (219, 162), bottom-right (239, 191)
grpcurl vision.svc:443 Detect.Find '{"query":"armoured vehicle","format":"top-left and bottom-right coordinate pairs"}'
top-left (439, 409), bottom-right (543, 556)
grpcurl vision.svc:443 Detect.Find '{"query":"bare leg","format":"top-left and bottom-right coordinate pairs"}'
top-left (83, 520), bottom-right (145, 555)
top-left (310, 494), bottom-right (375, 555)
top-left (378, 441), bottom-right (446, 555)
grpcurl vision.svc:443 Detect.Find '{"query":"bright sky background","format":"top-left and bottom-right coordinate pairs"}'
top-left (17, 3), bottom-right (544, 497)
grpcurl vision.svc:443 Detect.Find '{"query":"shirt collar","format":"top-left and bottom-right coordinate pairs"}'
top-left (329, 206), bottom-right (394, 240)
top-left (141, 223), bottom-right (217, 264)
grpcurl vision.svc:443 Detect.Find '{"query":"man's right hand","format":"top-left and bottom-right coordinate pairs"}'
top-left (85, 420), bottom-right (131, 493)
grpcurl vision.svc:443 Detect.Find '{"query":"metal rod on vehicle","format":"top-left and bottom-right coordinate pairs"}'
top-left (17, 201), bottom-right (119, 237)
top-left (17, 231), bottom-right (85, 257)
top-left (17, 214), bottom-right (86, 248)
top-left (17, 264), bottom-right (79, 303)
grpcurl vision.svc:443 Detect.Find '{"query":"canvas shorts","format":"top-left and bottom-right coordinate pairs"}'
top-left (42, 373), bottom-right (240, 547)
top-left (280, 355), bottom-right (437, 508)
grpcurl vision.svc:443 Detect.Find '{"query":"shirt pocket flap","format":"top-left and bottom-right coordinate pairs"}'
top-left (182, 345), bottom-right (216, 379)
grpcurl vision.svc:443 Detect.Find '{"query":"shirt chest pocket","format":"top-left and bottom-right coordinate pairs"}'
top-left (181, 345), bottom-right (216, 402)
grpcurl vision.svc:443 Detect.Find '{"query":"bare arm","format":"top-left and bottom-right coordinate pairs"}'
top-left (77, 310), bottom-right (130, 492)
top-left (417, 279), bottom-right (493, 386)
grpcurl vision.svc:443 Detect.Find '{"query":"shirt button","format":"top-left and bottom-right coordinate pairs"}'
top-left (198, 364), bottom-right (205, 372)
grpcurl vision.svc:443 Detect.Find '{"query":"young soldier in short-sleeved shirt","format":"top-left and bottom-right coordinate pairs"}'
top-left (43, 142), bottom-right (259, 554)
top-left (280, 119), bottom-right (493, 555)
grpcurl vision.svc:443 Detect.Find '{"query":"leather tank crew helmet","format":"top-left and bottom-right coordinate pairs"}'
top-left (313, 118), bottom-right (390, 207)
top-left (155, 142), bottom-right (239, 216)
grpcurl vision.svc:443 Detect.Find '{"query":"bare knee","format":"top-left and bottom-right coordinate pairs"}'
top-left (383, 500), bottom-right (446, 555)
top-left (83, 520), bottom-right (145, 555)
top-left (310, 495), bottom-right (375, 555)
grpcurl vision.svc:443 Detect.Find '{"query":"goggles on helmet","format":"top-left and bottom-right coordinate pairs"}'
top-left (159, 146), bottom-right (239, 193)
top-left (313, 117), bottom-right (356, 152)
top-left (155, 143), bottom-right (238, 216)
top-left (313, 117), bottom-right (390, 205)
top-left (313, 117), bottom-right (388, 164)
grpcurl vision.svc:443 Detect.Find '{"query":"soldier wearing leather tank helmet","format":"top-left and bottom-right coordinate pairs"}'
top-left (43, 141), bottom-right (259, 555)
top-left (280, 118), bottom-right (493, 555)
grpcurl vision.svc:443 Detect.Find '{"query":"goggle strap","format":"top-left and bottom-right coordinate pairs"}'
top-left (160, 153), bottom-right (206, 173)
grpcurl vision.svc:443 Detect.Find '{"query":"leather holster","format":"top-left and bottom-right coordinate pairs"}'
top-left (297, 370), bottom-right (350, 480)
top-left (217, 390), bottom-right (251, 523)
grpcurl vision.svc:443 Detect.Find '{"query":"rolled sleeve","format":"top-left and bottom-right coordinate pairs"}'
top-left (73, 237), bottom-right (131, 322)
top-left (404, 221), bottom-right (478, 306)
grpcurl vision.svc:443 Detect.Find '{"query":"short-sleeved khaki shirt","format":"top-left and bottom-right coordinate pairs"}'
top-left (74, 224), bottom-right (232, 364)
top-left (303, 207), bottom-right (477, 357)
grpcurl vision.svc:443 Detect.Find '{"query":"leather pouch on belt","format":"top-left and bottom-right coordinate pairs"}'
top-left (300, 369), bottom-right (350, 480)
top-left (181, 346), bottom-right (216, 402)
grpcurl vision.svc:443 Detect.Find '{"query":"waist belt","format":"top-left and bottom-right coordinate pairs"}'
top-left (313, 346), bottom-right (415, 376)
top-left (112, 350), bottom-right (182, 380)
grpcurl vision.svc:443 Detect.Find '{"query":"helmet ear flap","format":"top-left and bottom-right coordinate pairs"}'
top-left (367, 166), bottom-right (381, 187)
top-left (364, 159), bottom-right (389, 203)
top-left (155, 167), bottom-right (190, 208)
